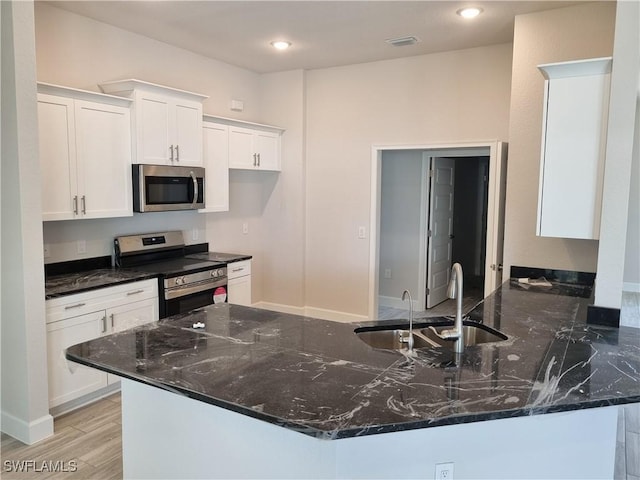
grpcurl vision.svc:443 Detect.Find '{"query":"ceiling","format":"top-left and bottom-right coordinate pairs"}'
top-left (45, 1), bottom-right (589, 74)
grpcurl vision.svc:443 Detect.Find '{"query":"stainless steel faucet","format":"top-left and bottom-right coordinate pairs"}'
top-left (428, 263), bottom-right (465, 353)
top-left (401, 290), bottom-right (414, 352)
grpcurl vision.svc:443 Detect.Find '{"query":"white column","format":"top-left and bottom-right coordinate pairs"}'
top-left (1, 0), bottom-right (53, 443)
top-left (595, 0), bottom-right (640, 316)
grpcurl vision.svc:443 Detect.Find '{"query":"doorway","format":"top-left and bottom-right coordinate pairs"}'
top-left (368, 142), bottom-right (508, 319)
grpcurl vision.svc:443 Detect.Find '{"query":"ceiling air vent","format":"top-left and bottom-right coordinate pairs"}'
top-left (385, 36), bottom-right (420, 47)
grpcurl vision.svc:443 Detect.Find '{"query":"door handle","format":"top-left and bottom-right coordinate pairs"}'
top-left (257, 153), bottom-right (261, 167)
top-left (170, 145), bottom-right (174, 161)
top-left (81, 195), bottom-right (86, 214)
top-left (101, 316), bottom-right (107, 333)
top-left (175, 145), bottom-right (179, 162)
top-left (190, 170), bottom-right (198, 208)
top-left (253, 153), bottom-right (257, 166)
top-left (73, 196), bottom-right (78, 215)
top-left (110, 313), bottom-right (114, 329)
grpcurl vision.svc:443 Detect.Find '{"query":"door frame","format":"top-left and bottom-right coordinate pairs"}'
top-left (369, 141), bottom-right (508, 319)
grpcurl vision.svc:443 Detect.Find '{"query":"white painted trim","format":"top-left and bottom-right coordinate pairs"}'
top-left (378, 295), bottom-right (414, 311)
top-left (417, 155), bottom-right (430, 312)
top-left (1, 411), bottom-right (54, 445)
top-left (623, 282), bottom-right (640, 293)
top-left (251, 301), bottom-right (306, 317)
top-left (253, 302), bottom-right (368, 323)
top-left (370, 141), bottom-right (506, 319)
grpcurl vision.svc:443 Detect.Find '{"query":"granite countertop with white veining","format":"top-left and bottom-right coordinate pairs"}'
top-left (45, 269), bottom-right (159, 299)
top-left (66, 281), bottom-right (640, 439)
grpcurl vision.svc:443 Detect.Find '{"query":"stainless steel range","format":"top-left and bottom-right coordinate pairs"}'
top-left (114, 231), bottom-right (227, 318)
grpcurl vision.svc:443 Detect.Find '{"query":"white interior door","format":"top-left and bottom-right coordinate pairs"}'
top-left (484, 142), bottom-right (509, 295)
top-left (426, 157), bottom-right (455, 308)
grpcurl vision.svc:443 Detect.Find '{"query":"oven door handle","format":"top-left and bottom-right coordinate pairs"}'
top-left (164, 277), bottom-right (226, 300)
top-left (190, 170), bottom-right (199, 208)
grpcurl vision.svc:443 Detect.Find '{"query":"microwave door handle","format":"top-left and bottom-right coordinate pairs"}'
top-left (190, 170), bottom-right (198, 208)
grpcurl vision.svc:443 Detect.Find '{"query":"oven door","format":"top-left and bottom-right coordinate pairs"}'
top-left (162, 278), bottom-right (227, 318)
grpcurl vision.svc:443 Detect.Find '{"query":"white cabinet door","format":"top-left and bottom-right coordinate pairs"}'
top-left (136, 92), bottom-right (172, 164)
top-left (173, 101), bottom-right (203, 166)
top-left (133, 93), bottom-right (203, 166)
top-left (227, 260), bottom-right (252, 306)
top-left (201, 122), bottom-right (229, 212)
top-left (229, 126), bottom-right (281, 171)
top-left (38, 94), bottom-right (78, 221)
top-left (537, 57), bottom-right (612, 239)
top-left (108, 298), bottom-right (158, 333)
top-left (254, 130), bottom-right (280, 171)
top-left (228, 276), bottom-right (252, 306)
top-left (75, 100), bottom-right (132, 219)
top-left (47, 311), bottom-right (108, 408)
top-left (228, 126), bottom-right (255, 169)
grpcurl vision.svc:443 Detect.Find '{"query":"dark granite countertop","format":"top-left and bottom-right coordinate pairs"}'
top-left (66, 282), bottom-right (640, 439)
top-left (45, 269), bottom-right (159, 300)
top-left (185, 252), bottom-right (253, 263)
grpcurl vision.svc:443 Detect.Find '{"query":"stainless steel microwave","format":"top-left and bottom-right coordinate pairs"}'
top-left (132, 164), bottom-right (205, 212)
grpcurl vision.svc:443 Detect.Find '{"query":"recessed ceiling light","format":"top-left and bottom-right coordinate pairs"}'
top-left (270, 41), bottom-right (291, 50)
top-left (457, 7), bottom-right (483, 19)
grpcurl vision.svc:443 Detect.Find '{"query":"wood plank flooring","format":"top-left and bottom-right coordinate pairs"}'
top-left (1, 394), bottom-right (122, 479)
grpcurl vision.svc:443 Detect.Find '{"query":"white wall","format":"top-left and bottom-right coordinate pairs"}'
top-left (503, 2), bottom-right (616, 275)
top-left (624, 97), bottom-right (640, 292)
top-left (1, 0), bottom-right (53, 444)
top-left (378, 151), bottom-right (423, 304)
top-left (305, 44), bottom-right (513, 317)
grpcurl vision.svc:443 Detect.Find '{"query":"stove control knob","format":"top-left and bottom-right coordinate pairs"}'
top-left (211, 270), bottom-right (218, 278)
top-left (175, 276), bottom-right (185, 286)
top-left (218, 269), bottom-right (225, 277)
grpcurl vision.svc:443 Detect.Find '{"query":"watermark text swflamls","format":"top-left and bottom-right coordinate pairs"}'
top-left (3, 460), bottom-right (78, 473)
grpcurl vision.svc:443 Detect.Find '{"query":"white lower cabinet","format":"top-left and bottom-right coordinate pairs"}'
top-left (46, 279), bottom-right (158, 411)
top-left (227, 260), bottom-right (252, 306)
top-left (47, 311), bottom-right (109, 408)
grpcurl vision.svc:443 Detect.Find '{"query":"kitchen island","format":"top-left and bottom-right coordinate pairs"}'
top-left (66, 280), bottom-right (639, 479)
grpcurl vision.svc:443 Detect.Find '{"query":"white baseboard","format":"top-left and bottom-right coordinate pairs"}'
top-left (251, 302), bottom-right (306, 316)
top-left (623, 282), bottom-right (640, 293)
top-left (253, 302), bottom-right (368, 324)
top-left (379, 295), bottom-right (415, 311)
top-left (1, 410), bottom-right (53, 445)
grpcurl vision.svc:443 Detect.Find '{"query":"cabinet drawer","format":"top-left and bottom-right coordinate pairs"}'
top-left (47, 279), bottom-right (158, 324)
top-left (227, 260), bottom-right (251, 279)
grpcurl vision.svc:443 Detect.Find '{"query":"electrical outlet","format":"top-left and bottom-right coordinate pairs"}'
top-left (192, 228), bottom-right (199, 241)
top-left (435, 462), bottom-right (454, 480)
top-left (384, 268), bottom-right (392, 279)
top-left (77, 240), bottom-right (86, 254)
top-left (242, 222), bottom-right (249, 235)
top-left (43, 243), bottom-right (51, 258)
top-left (358, 226), bottom-right (366, 239)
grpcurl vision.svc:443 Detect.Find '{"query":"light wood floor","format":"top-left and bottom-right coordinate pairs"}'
top-left (1, 394), bottom-right (122, 479)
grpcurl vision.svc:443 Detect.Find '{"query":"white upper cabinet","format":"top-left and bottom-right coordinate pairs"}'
top-left (99, 79), bottom-right (207, 167)
top-left (228, 125), bottom-right (282, 171)
top-left (201, 119), bottom-right (229, 212)
top-left (536, 57), bottom-right (612, 240)
top-left (38, 83), bottom-right (133, 221)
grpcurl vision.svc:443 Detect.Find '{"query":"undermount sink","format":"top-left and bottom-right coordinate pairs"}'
top-left (355, 319), bottom-right (508, 351)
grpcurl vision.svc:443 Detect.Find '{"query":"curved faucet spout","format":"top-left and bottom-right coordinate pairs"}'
top-left (401, 290), bottom-right (414, 352)
top-left (447, 263), bottom-right (465, 354)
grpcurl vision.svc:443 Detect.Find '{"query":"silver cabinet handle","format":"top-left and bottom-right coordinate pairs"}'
top-left (126, 289), bottom-right (145, 296)
top-left (101, 316), bottom-right (107, 333)
top-left (190, 170), bottom-right (198, 208)
top-left (231, 268), bottom-right (243, 273)
top-left (253, 153), bottom-right (257, 166)
top-left (64, 302), bottom-right (86, 310)
top-left (257, 153), bottom-right (261, 166)
top-left (73, 196), bottom-right (78, 215)
top-left (175, 145), bottom-right (179, 162)
top-left (110, 313), bottom-right (114, 329)
top-left (81, 195), bottom-right (86, 214)
top-left (170, 145), bottom-right (174, 161)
